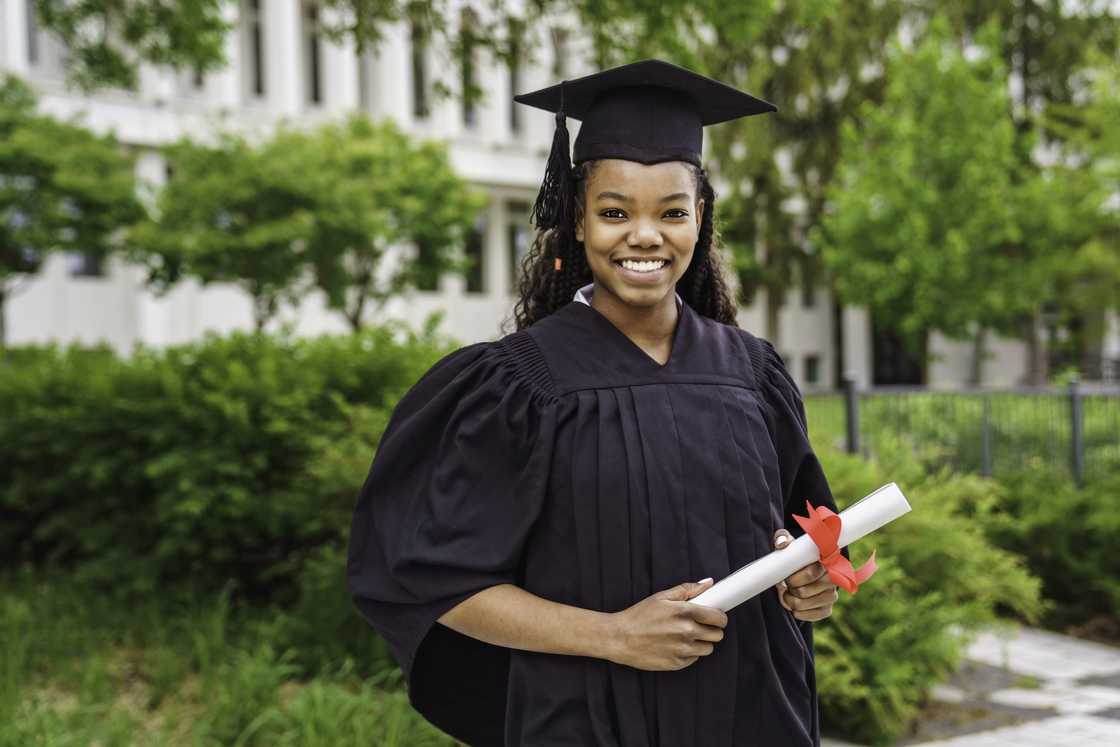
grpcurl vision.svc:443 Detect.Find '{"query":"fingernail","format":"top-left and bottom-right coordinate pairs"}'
top-left (699, 577), bottom-right (713, 584)
top-left (776, 535), bottom-right (790, 547)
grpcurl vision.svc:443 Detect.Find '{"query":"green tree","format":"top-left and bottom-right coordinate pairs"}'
top-left (32, 0), bottom-right (232, 92)
top-left (814, 17), bottom-right (1025, 384)
top-left (702, 1), bottom-right (902, 357)
top-left (128, 115), bottom-right (483, 331)
top-left (1044, 58), bottom-right (1120, 376)
top-left (128, 132), bottom-right (317, 332)
top-left (293, 115), bottom-right (485, 330)
top-left (0, 73), bottom-right (142, 347)
top-left (29, 0), bottom-right (534, 98)
top-left (934, 0), bottom-right (1120, 382)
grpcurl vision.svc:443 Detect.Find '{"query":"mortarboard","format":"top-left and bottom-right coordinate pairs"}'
top-left (513, 59), bottom-right (777, 237)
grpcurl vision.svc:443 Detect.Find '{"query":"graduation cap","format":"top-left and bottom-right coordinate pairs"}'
top-left (513, 58), bottom-right (777, 237)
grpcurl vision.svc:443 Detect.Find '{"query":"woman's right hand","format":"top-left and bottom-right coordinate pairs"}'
top-left (604, 578), bottom-right (728, 671)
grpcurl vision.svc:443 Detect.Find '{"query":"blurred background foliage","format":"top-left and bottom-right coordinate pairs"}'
top-left (6, 0), bottom-right (1120, 381)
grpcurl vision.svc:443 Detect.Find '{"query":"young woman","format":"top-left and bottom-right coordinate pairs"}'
top-left (347, 59), bottom-right (850, 746)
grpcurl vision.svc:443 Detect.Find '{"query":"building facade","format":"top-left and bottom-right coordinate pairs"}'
top-left (5, 0), bottom-right (1107, 390)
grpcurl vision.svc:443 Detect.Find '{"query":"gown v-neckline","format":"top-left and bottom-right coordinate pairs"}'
top-left (572, 297), bottom-right (690, 372)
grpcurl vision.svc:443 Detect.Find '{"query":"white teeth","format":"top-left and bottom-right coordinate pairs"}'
top-left (618, 259), bottom-right (668, 272)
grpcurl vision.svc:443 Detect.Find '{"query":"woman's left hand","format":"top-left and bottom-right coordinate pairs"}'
top-left (772, 529), bottom-right (839, 622)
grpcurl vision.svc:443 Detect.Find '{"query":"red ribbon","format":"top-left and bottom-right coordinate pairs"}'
top-left (790, 499), bottom-right (879, 594)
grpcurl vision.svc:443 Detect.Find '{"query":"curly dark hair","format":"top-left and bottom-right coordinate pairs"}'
top-left (504, 159), bottom-right (739, 333)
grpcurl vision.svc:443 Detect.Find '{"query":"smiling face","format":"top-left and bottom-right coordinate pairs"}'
top-left (575, 158), bottom-right (705, 310)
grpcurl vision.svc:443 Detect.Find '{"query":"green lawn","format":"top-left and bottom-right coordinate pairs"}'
top-left (0, 567), bottom-right (458, 747)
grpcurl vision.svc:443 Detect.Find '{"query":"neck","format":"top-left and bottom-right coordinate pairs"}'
top-left (589, 281), bottom-right (679, 345)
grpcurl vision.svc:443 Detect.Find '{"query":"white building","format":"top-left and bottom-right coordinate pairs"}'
top-left (3, 0), bottom-right (1110, 390)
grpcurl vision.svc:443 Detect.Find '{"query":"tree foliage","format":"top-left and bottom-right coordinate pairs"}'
top-left (293, 115), bottom-right (485, 329)
top-left (0, 73), bottom-right (142, 346)
top-left (33, 0), bottom-right (232, 92)
top-left (128, 114), bottom-right (483, 330)
top-left (815, 17), bottom-right (1026, 369)
top-left (1042, 57), bottom-right (1120, 366)
top-left (128, 130), bottom-right (316, 331)
top-left (25, 0), bottom-right (1120, 375)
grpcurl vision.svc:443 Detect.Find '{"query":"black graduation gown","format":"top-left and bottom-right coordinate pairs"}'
top-left (346, 297), bottom-right (850, 746)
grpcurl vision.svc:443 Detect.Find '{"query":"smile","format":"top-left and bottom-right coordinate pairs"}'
top-left (613, 258), bottom-right (669, 272)
top-left (612, 258), bottom-right (670, 284)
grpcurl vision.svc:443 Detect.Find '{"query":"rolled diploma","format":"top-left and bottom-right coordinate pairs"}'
top-left (691, 482), bottom-right (912, 612)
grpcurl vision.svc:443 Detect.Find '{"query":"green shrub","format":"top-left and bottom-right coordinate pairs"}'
top-left (0, 322), bottom-right (453, 600)
top-left (976, 466), bottom-right (1120, 628)
top-left (814, 434), bottom-right (1045, 746)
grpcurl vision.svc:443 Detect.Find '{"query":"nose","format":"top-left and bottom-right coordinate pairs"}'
top-left (627, 218), bottom-right (662, 248)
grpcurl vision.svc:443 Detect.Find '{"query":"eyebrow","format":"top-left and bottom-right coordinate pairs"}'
top-left (595, 191), bottom-right (692, 204)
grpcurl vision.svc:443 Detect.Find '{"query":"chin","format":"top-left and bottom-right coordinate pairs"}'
top-left (610, 280), bottom-right (680, 308)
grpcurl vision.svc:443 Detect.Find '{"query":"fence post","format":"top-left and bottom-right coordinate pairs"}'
top-left (981, 395), bottom-right (992, 477)
top-left (1069, 378), bottom-right (1084, 487)
top-left (844, 376), bottom-right (860, 455)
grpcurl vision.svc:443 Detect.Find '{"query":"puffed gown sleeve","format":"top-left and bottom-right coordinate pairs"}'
top-left (755, 338), bottom-right (850, 563)
top-left (346, 338), bottom-right (559, 745)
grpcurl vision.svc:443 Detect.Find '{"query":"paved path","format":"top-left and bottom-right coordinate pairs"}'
top-left (822, 624), bottom-right (1120, 746)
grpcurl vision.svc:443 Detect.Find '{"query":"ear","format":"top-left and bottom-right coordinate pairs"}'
top-left (575, 211), bottom-right (585, 243)
top-left (695, 197), bottom-right (706, 229)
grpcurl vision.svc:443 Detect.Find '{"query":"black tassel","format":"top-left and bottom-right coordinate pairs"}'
top-left (530, 100), bottom-right (575, 236)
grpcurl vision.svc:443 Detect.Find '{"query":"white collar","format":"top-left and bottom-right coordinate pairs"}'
top-left (573, 282), bottom-right (683, 310)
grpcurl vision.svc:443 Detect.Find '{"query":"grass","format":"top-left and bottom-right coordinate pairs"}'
top-left (0, 565), bottom-right (459, 746)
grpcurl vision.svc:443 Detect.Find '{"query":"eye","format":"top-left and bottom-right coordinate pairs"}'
top-left (664, 209), bottom-right (689, 219)
top-left (600, 208), bottom-right (626, 220)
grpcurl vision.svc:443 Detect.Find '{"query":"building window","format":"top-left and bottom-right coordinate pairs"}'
top-left (801, 258), bottom-right (816, 308)
top-left (460, 9), bottom-right (478, 128)
top-left (805, 354), bottom-right (820, 385)
top-left (550, 27), bottom-right (569, 79)
top-left (25, 0), bottom-right (39, 65)
top-left (410, 21), bottom-right (429, 119)
top-left (465, 216), bottom-right (486, 294)
top-left (302, 3), bottom-right (323, 106)
top-left (242, 0), bottom-right (266, 99)
top-left (507, 201), bottom-right (531, 292)
top-left (66, 251), bottom-right (104, 278)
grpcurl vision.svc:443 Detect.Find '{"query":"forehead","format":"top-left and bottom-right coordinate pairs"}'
top-left (586, 159), bottom-right (697, 199)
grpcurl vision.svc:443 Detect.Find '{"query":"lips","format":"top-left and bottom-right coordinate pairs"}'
top-left (612, 257), bottom-right (670, 284)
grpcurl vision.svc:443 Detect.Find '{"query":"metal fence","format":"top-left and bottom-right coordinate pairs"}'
top-left (804, 380), bottom-right (1120, 487)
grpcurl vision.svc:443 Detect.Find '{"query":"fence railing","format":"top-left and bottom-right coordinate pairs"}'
top-left (804, 379), bottom-right (1120, 487)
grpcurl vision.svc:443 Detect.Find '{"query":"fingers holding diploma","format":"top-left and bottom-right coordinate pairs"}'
top-left (773, 529), bottom-right (839, 622)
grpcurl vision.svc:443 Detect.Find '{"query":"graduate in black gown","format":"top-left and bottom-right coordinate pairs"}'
top-left (347, 59), bottom-right (853, 746)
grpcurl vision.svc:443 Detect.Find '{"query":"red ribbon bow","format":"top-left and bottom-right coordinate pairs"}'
top-left (790, 500), bottom-right (879, 594)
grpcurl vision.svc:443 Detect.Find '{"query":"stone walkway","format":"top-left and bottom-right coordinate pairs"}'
top-left (822, 624), bottom-right (1120, 746)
